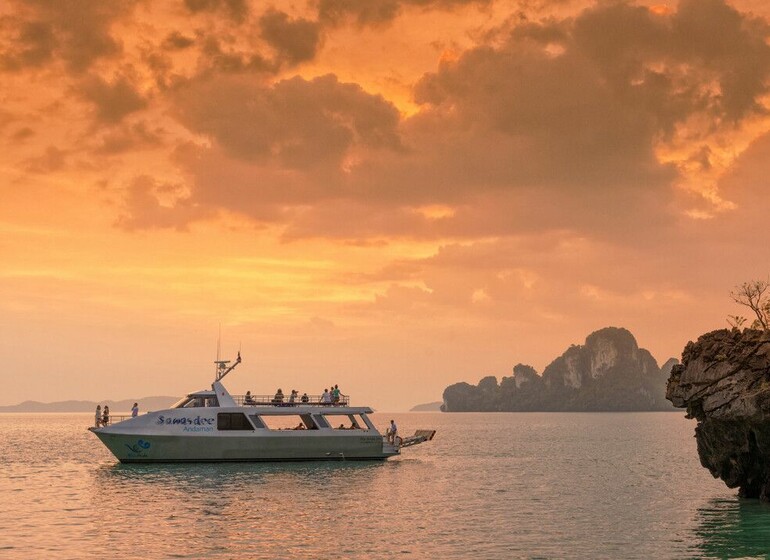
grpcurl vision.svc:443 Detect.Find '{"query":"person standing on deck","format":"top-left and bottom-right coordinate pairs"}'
top-left (387, 420), bottom-right (398, 444)
top-left (332, 385), bottom-right (341, 405)
top-left (102, 405), bottom-right (110, 426)
top-left (95, 405), bottom-right (101, 427)
top-left (131, 403), bottom-right (139, 417)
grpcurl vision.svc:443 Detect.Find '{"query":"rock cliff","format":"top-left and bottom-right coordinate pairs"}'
top-left (666, 328), bottom-right (770, 500)
top-left (442, 327), bottom-right (675, 412)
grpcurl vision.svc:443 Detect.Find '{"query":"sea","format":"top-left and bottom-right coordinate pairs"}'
top-left (1, 411), bottom-right (769, 559)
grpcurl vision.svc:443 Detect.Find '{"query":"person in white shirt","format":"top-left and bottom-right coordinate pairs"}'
top-left (387, 420), bottom-right (398, 444)
top-left (320, 389), bottom-right (331, 405)
top-left (131, 403), bottom-right (139, 417)
top-left (95, 405), bottom-right (102, 427)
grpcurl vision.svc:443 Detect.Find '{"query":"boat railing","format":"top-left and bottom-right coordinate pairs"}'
top-left (233, 394), bottom-right (350, 407)
top-left (97, 415), bottom-right (133, 426)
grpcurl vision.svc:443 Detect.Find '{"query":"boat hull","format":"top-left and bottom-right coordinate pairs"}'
top-left (93, 430), bottom-right (397, 463)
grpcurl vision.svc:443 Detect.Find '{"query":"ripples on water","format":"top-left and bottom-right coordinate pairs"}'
top-left (1, 412), bottom-right (770, 559)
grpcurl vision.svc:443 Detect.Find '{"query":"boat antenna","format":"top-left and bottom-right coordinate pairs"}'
top-left (217, 323), bottom-right (221, 362)
top-left (215, 351), bottom-right (241, 382)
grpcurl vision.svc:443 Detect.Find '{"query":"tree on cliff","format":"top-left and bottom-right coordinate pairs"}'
top-left (728, 279), bottom-right (770, 329)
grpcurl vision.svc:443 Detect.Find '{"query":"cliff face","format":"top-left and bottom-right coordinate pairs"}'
top-left (666, 329), bottom-right (770, 500)
top-left (442, 327), bottom-right (675, 412)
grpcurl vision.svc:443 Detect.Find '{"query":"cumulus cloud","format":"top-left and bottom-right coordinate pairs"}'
top-left (116, 175), bottom-right (212, 231)
top-left (172, 73), bottom-right (401, 169)
top-left (183, 0), bottom-right (248, 22)
top-left (117, 0), bottom-right (770, 245)
top-left (0, 1), bottom-right (135, 73)
top-left (259, 9), bottom-right (323, 66)
top-left (79, 74), bottom-right (148, 125)
top-left (317, 0), bottom-right (492, 27)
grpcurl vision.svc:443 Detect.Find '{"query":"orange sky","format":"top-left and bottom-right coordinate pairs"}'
top-left (2, 0), bottom-right (770, 410)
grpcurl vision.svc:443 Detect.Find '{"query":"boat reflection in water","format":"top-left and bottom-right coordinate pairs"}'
top-left (90, 354), bottom-right (435, 463)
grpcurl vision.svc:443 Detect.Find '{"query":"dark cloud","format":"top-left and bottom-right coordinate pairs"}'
top-left (173, 73), bottom-right (401, 169)
top-left (94, 122), bottom-right (164, 155)
top-left (317, 0), bottom-right (491, 27)
top-left (116, 175), bottom-right (212, 231)
top-left (0, 1), bottom-right (135, 73)
top-left (11, 127), bottom-right (35, 142)
top-left (25, 145), bottom-right (67, 174)
top-left (183, 0), bottom-right (248, 23)
top-left (79, 74), bottom-right (148, 124)
top-left (162, 31), bottom-right (196, 51)
top-left (198, 36), bottom-right (274, 74)
top-left (259, 9), bottom-right (323, 66)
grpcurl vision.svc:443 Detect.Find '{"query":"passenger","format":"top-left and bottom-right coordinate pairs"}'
top-left (272, 389), bottom-right (284, 405)
top-left (102, 405), bottom-right (110, 426)
top-left (338, 423), bottom-right (346, 429)
top-left (288, 390), bottom-right (297, 405)
top-left (332, 385), bottom-right (341, 405)
top-left (131, 402), bottom-right (139, 417)
top-left (244, 391), bottom-right (255, 405)
top-left (387, 419), bottom-right (398, 444)
top-left (95, 405), bottom-right (102, 428)
top-left (294, 421), bottom-right (305, 430)
top-left (301, 393), bottom-right (309, 403)
top-left (320, 389), bottom-right (331, 405)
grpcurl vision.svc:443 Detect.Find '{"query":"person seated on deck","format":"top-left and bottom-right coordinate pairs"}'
top-left (338, 423), bottom-right (347, 429)
top-left (350, 422), bottom-right (359, 430)
top-left (294, 421), bottom-right (305, 430)
top-left (301, 393), bottom-right (309, 403)
top-left (244, 391), bottom-right (255, 405)
top-left (320, 389), bottom-right (332, 405)
top-left (272, 389), bottom-right (284, 405)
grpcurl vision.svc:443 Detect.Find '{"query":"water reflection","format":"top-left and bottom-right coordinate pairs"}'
top-left (692, 497), bottom-right (770, 559)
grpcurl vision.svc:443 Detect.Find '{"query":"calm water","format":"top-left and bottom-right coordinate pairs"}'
top-left (2, 412), bottom-right (770, 559)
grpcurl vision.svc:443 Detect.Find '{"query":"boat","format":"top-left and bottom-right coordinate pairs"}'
top-left (90, 354), bottom-right (436, 463)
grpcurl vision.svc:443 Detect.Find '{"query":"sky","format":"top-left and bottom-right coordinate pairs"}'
top-left (2, 0), bottom-right (770, 411)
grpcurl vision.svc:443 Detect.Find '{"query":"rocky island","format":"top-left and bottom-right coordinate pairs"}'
top-left (666, 328), bottom-right (770, 500)
top-left (443, 327), bottom-right (676, 412)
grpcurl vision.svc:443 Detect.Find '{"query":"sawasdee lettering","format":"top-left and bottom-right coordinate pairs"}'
top-left (156, 415), bottom-right (214, 426)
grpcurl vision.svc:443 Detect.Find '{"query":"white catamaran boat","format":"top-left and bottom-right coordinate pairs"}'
top-left (90, 355), bottom-right (436, 463)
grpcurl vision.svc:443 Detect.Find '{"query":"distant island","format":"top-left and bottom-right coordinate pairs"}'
top-left (410, 401), bottom-right (443, 412)
top-left (0, 396), bottom-right (178, 413)
top-left (442, 327), bottom-right (677, 412)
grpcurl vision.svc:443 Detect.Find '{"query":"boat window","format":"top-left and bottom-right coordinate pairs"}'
top-left (258, 414), bottom-right (318, 430)
top-left (322, 413), bottom-right (368, 430)
top-left (217, 413), bottom-right (254, 431)
top-left (248, 415), bottom-right (267, 429)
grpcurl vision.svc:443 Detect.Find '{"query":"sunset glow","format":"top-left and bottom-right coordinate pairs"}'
top-left (3, 0), bottom-right (770, 410)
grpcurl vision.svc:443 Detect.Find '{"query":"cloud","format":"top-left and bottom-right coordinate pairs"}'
top-left (259, 9), bottom-right (323, 66)
top-left (116, 175), bottom-right (212, 231)
top-left (79, 74), bottom-right (148, 125)
top-left (183, 0), bottom-right (248, 22)
top-left (119, 0), bottom-right (770, 245)
top-left (172, 73), bottom-right (402, 169)
top-left (94, 121), bottom-right (164, 155)
top-left (0, 1), bottom-right (135, 73)
top-left (317, 0), bottom-right (492, 27)
top-left (162, 31), bottom-right (196, 51)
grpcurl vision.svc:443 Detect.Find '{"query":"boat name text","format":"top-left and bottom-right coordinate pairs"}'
top-left (156, 415), bottom-right (214, 426)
